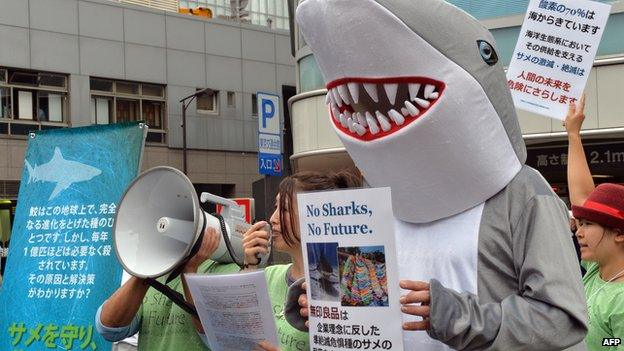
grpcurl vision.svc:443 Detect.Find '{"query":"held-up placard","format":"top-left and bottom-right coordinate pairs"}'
top-left (506, 0), bottom-right (611, 120)
top-left (298, 187), bottom-right (404, 351)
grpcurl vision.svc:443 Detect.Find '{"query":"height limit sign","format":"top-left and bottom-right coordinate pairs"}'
top-left (257, 92), bottom-right (282, 176)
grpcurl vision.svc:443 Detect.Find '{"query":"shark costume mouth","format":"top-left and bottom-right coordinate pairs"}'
top-left (327, 77), bottom-right (445, 140)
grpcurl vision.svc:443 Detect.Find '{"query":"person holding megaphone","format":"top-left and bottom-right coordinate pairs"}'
top-left (95, 168), bottom-right (358, 351)
top-left (243, 171), bottom-right (361, 351)
top-left (96, 225), bottom-right (240, 351)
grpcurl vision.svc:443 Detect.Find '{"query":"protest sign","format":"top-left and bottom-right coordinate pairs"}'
top-left (0, 122), bottom-right (146, 351)
top-left (298, 187), bottom-right (404, 351)
top-left (506, 0), bottom-right (611, 120)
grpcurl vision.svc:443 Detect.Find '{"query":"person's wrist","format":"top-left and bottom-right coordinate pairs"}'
top-left (183, 262), bottom-right (200, 273)
top-left (568, 132), bottom-right (582, 140)
top-left (243, 259), bottom-right (257, 267)
top-left (241, 262), bottom-right (257, 270)
top-left (242, 255), bottom-right (257, 269)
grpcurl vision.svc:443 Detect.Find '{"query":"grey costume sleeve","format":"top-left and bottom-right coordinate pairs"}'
top-left (427, 194), bottom-right (588, 350)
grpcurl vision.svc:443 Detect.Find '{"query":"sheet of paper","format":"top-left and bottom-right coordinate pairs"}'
top-left (298, 187), bottom-right (405, 351)
top-left (185, 270), bottom-right (279, 351)
top-left (506, 0), bottom-right (611, 120)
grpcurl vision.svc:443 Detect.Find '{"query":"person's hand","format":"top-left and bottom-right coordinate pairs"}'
top-left (183, 227), bottom-right (220, 273)
top-left (298, 282), bottom-right (309, 329)
top-left (242, 221), bottom-right (270, 266)
top-left (564, 94), bottom-right (586, 136)
top-left (256, 341), bottom-right (280, 351)
top-left (400, 280), bottom-right (431, 331)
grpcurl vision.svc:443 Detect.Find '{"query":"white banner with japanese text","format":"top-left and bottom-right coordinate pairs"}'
top-left (506, 0), bottom-right (611, 120)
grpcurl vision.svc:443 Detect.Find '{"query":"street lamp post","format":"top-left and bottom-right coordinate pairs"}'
top-left (179, 88), bottom-right (213, 175)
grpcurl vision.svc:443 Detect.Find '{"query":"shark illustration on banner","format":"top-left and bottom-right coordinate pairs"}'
top-left (25, 147), bottom-right (102, 200)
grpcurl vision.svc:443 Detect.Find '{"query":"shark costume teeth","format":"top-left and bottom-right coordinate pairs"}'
top-left (327, 78), bottom-right (445, 141)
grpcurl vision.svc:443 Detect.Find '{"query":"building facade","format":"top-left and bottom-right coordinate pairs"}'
top-left (0, 0), bottom-right (295, 210)
top-left (289, 0), bottom-right (624, 207)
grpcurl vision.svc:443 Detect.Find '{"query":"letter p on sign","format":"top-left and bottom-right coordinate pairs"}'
top-left (262, 99), bottom-right (274, 129)
top-left (257, 93), bottom-right (280, 135)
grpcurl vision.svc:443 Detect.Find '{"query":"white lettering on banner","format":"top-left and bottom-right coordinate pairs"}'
top-left (21, 202), bottom-right (117, 300)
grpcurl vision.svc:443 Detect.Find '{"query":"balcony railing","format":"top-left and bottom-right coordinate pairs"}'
top-left (112, 0), bottom-right (290, 31)
top-left (118, 0), bottom-right (178, 12)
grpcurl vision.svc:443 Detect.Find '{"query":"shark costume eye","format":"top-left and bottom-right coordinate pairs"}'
top-left (477, 40), bottom-right (498, 66)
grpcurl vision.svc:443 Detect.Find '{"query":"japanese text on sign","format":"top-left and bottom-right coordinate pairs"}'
top-left (20, 202), bottom-right (116, 301)
top-left (506, 0), bottom-right (611, 120)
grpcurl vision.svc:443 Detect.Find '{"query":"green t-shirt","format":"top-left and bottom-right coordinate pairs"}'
top-left (582, 261), bottom-right (624, 351)
top-left (265, 264), bottom-right (310, 351)
top-left (137, 260), bottom-right (240, 351)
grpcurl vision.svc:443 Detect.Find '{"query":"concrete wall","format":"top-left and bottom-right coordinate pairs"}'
top-left (0, 0), bottom-right (295, 150)
top-left (0, 0), bottom-right (295, 198)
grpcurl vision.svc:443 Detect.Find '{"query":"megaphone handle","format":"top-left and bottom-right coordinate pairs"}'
top-left (145, 278), bottom-right (199, 318)
top-left (213, 213), bottom-right (245, 268)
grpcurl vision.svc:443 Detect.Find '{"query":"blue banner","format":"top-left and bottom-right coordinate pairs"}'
top-left (0, 122), bottom-right (146, 351)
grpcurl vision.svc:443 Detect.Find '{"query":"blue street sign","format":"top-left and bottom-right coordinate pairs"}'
top-left (257, 92), bottom-right (282, 176)
top-left (258, 153), bottom-right (283, 176)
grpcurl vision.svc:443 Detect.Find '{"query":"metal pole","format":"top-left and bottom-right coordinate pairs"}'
top-left (182, 101), bottom-right (188, 175)
top-left (179, 88), bottom-right (212, 175)
top-left (264, 174), bottom-right (274, 265)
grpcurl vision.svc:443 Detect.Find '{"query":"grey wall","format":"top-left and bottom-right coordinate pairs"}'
top-left (0, 0), bottom-right (296, 152)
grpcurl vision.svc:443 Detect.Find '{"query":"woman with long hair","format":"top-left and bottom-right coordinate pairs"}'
top-left (243, 171), bottom-right (361, 351)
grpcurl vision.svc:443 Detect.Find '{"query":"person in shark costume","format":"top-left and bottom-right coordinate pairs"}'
top-left (289, 0), bottom-right (589, 349)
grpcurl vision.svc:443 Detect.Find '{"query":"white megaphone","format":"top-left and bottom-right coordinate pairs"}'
top-left (112, 166), bottom-right (271, 317)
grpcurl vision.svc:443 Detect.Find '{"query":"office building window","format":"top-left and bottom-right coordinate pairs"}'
top-left (251, 93), bottom-right (258, 116)
top-left (90, 97), bottom-right (112, 125)
top-left (0, 67), bottom-right (68, 136)
top-left (227, 91), bottom-right (236, 107)
top-left (0, 87), bottom-right (10, 119)
top-left (249, 0), bottom-right (289, 30)
top-left (116, 99), bottom-right (140, 122)
top-left (179, 0), bottom-right (290, 30)
top-left (197, 89), bottom-right (219, 114)
top-left (37, 92), bottom-right (64, 122)
top-left (142, 100), bottom-right (163, 129)
top-left (89, 78), bottom-right (166, 143)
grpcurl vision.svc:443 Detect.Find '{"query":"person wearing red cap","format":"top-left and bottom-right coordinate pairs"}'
top-left (566, 95), bottom-right (624, 351)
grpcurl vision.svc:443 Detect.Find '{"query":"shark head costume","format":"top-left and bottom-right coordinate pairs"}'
top-left (288, 0), bottom-right (589, 349)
